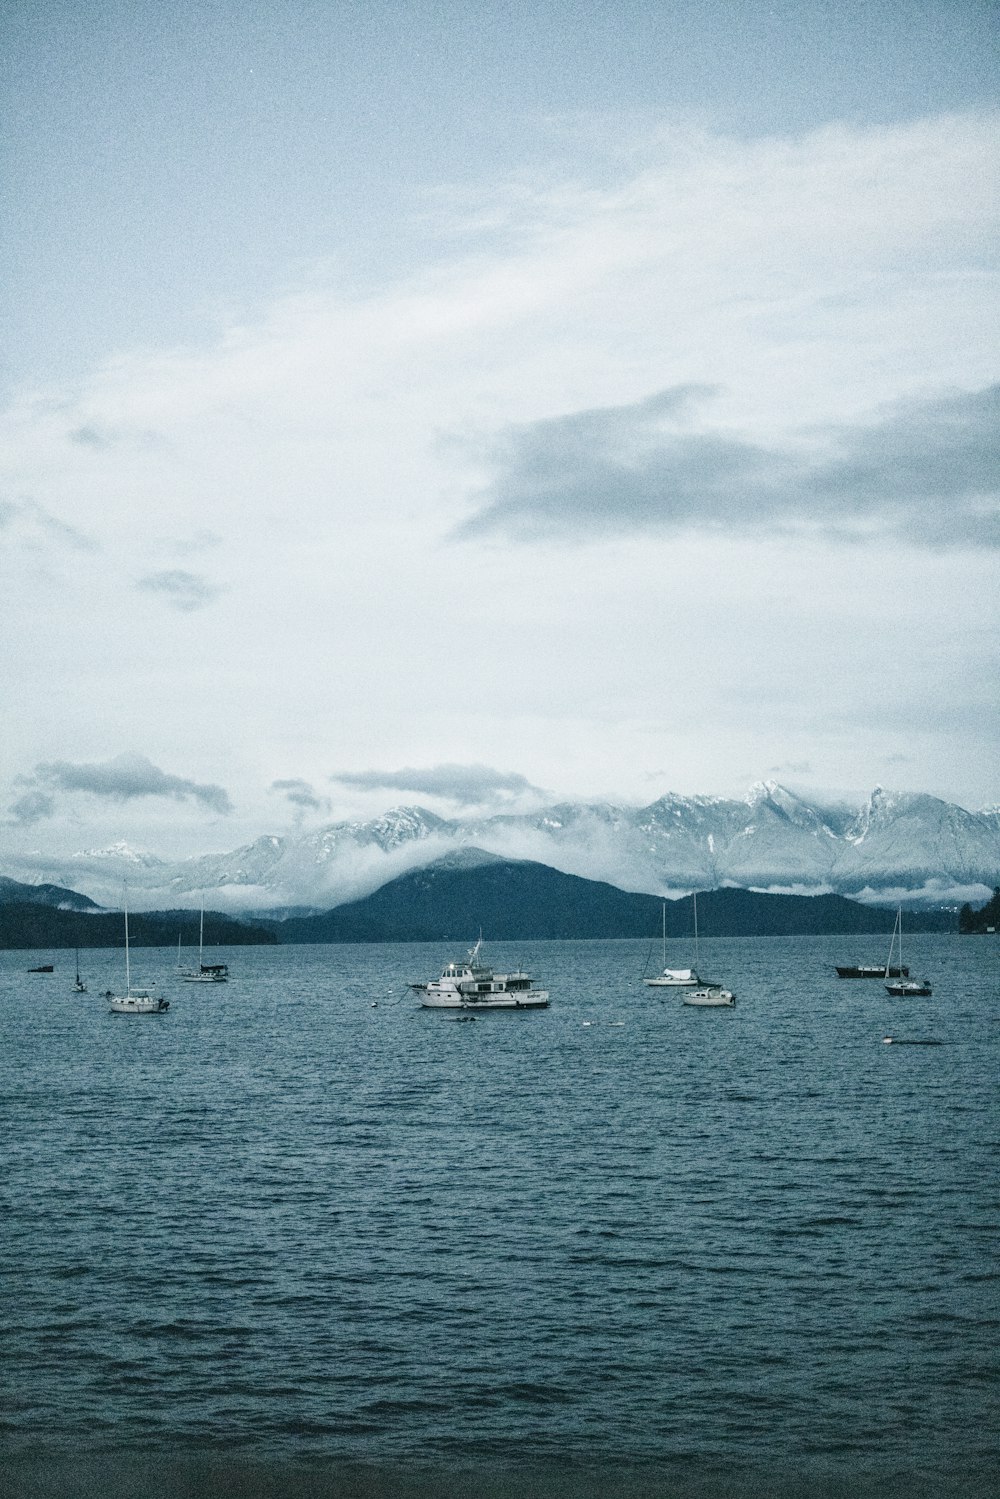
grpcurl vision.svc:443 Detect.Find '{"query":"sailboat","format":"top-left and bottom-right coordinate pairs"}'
top-left (108, 889), bottom-right (169, 1014)
top-left (680, 893), bottom-right (736, 1007)
top-left (644, 900), bottom-right (701, 986)
top-left (884, 908), bottom-right (932, 996)
top-left (180, 902), bottom-right (228, 983)
top-left (72, 948), bottom-right (87, 993)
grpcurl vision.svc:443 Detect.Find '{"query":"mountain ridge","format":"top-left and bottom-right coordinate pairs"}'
top-left (4, 784), bottom-right (998, 912)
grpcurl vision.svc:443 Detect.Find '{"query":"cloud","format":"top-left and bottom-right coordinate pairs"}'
top-left (455, 384), bottom-right (1000, 548)
top-left (67, 423), bottom-right (165, 450)
top-left (0, 498), bottom-right (97, 551)
top-left (271, 778), bottom-right (330, 813)
top-left (69, 426), bottom-right (111, 448)
top-left (329, 763), bottom-right (544, 806)
top-left (13, 753), bottom-right (232, 817)
top-left (9, 789), bottom-right (57, 826)
top-left (135, 569), bottom-right (223, 610)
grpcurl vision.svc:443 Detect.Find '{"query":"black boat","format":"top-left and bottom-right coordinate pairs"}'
top-left (836, 964), bottom-right (909, 979)
top-left (27, 964), bottom-right (54, 973)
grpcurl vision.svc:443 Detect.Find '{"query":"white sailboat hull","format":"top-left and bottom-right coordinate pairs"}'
top-left (109, 887), bottom-right (169, 1013)
top-left (682, 988), bottom-right (736, 1007)
top-left (109, 991), bottom-right (169, 1014)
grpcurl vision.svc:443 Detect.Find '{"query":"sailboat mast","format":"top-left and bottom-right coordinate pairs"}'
top-left (661, 903), bottom-right (666, 968)
top-left (693, 891), bottom-right (699, 970)
top-left (124, 889), bottom-right (131, 994)
top-left (885, 907), bottom-right (901, 979)
top-left (199, 903), bottom-right (205, 968)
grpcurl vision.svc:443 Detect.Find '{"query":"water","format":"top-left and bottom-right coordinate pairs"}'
top-left (1, 935), bottom-right (997, 1499)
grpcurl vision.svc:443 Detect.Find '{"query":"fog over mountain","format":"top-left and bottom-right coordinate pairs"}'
top-left (5, 785), bottom-right (998, 913)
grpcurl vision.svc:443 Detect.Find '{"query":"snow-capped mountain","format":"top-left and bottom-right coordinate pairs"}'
top-left (5, 785), bottom-right (998, 911)
top-left (457, 783), bottom-right (999, 899)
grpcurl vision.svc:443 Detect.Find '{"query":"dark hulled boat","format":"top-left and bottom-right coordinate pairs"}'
top-left (836, 963), bottom-right (909, 979)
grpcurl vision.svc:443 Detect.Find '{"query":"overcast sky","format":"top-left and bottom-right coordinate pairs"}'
top-left (2, 0), bottom-right (998, 860)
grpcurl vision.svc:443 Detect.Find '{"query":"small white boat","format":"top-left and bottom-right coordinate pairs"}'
top-left (651, 893), bottom-right (734, 1002)
top-left (644, 897), bottom-right (703, 986)
top-left (683, 986), bottom-right (736, 1007)
top-left (883, 908), bottom-right (932, 997)
top-left (411, 938), bottom-right (549, 1010)
top-left (109, 988), bottom-right (169, 1015)
top-left (180, 903), bottom-right (228, 983)
top-left (108, 889), bottom-right (168, 1015)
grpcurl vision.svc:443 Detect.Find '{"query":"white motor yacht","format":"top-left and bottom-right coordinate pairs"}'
top-left (411, 938), bottom-right (549, 1010)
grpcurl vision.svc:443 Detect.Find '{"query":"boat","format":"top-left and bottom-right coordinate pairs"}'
top-left (410, 938), bottom-right (549, 1010)
top-left (656, 892), bottom-right (733, 1003)
top-left (883, 907), bottom-right (932, 997)
top-left (836, 908), bottom-right (911, 977)
top-left (886, 976), bottom-right (932, 996)
top-left (644, 901), bottom-right (702, 987)
top-left (108, 890), bottom-right (168, 1014)
top-left (73, 949), bottom-right (87, 993)
top-left (179, 903), bottom-right (228, 983)
top-left (683, 985), bottom-right (736, 1007)
top-left (836, 963), bottom-right (909, 979)
top-left (27, 964), bottom-right (54, 973)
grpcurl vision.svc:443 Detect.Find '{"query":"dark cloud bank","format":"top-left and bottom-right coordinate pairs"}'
top-left (10, 753), bottom-right (232, 823)
top-left (136, 569), bottom-right (222, 611)
top-left (456, 384), bottom-right (1000, 546)
top-left (329, 764), bottom-right (542, 806)
top-left (272, 778), bottom-right (329, 812)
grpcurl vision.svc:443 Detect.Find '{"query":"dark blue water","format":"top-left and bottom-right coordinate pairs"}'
top-left (1, 935), bottom-right (997, 1499)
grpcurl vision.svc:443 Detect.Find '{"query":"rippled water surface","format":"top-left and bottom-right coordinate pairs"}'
top-left (1, 935), bottom-right (997, 1498)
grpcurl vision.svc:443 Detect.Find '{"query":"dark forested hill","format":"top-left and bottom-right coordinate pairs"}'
top-left (0, 902), bottom-right (276, 951)
top-left (263, 856), bottom-right (955, 942)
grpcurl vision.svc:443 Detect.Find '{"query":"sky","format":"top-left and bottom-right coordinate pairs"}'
top-left (1, 0), bottom-right (998, 862)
